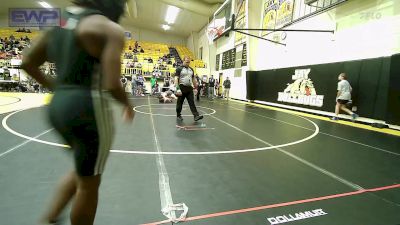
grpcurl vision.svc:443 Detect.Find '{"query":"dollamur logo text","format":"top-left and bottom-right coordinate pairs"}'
top-left (267, 208), bottom-right (328, 224)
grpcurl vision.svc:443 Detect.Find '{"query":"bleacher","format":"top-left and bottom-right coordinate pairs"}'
top-left (0, 28), bottom-right (52, 92)
top-left (122, 40), bottom-right (177, 78)
top-left (0, 28), bottom-right (207, 81)
top-left (0, 28), bottom-right (37, 76)
top-left (174, 45), bottom-right (206, 68)
top-left (0, 28), bottom-right (37, 61)
top-left (121, 41), bottom-right (207, 79)
top-left (0, 28), bottom-right (38, 40)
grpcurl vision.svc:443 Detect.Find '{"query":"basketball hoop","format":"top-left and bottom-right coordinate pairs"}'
top-left (206, 27), bottom-right (222, 45)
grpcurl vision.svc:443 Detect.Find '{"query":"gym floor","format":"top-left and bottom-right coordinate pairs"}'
top-left (0, 93), bottom-right (399, 225)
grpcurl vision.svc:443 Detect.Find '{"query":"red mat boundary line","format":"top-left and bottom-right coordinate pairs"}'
top-left (140, 183), bottom-right (400, 225)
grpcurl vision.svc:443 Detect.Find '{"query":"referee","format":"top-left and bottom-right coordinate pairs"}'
top-left (175, 56), bottom-right (203, 121)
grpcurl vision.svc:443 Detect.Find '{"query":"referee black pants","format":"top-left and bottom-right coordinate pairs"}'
top-left (176, 84), bottom-right (199, 117)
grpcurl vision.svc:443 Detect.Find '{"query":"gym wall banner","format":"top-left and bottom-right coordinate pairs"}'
top-left (275, 0), bottom-right (294, 28)
top-left (248, 66), bottom-right (338, 112)
top-left (261, 0), bottom-right (278, 37)
top-left (261, 0), bottom-right (295, 37)
top-left (278, 68), bottom-right (324, 107)
top-left (234, 0), bottom-right (247, 46)
top-left (247, 56), bottom-right (398, 123)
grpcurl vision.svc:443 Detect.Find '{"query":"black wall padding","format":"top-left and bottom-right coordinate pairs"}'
top-left (374, 58), bottom-right (391, 120)
top-left (357, 58), bottom-right (384, 117)
top-left (246, 70), bottom-right (257, 100)
top-left (387, 54), bottom-right (400, 124)
top-left (247, 55), bottom-right (399, 123)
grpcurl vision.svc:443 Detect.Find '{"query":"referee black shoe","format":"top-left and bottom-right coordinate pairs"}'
top-left (194, 115), bottom-right (203, 121)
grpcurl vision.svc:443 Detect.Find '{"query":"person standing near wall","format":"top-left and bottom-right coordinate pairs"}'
top-left (175, 56), bottom-right (203, 121)
top-left (137, 73), bottom-right (145, 96)
top-left (331, 73), bottom-right (359, 121)
top-left (208, 75), bottom-right (215, 99)
top-left (202, 75), bottom-right (208, 97)
top-left (215, 78), bottom-right (220, 97)
top-left (223, 76), bottom-right (231, 100)
top-left (132, 74), bottom-right (138, 96)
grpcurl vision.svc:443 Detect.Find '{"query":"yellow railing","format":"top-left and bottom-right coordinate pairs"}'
top-left (122, 67), bottom-right (173, 78)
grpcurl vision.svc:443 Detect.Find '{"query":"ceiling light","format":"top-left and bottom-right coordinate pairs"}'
top-left (38, 1), bottom-right (53, 8)
top-left (165, 5), bottom-right (180, 24)
top-left (162, 24), bottom-right (171, 30)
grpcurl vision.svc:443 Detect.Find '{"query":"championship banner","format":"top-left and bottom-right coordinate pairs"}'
top-left (275, 0), bottom-right (294, 28)
top-left (261, 0), bottom-right (279, 37)
top-left (234, 0), bottom-right (247, 46)
top-left (234, 17), bottom-right (246, 45)
top-left (236, 0), bottom-right (246, 18)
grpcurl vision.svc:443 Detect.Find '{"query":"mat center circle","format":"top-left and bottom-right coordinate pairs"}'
top-left (133, 104), bottom-right (216, 117)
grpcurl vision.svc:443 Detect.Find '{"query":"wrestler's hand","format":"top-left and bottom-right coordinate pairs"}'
top-left (123, 105), bottom-right (135, 122)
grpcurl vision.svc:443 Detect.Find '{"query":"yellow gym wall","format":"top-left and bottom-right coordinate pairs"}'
top-left (186, 32), bottom-right (199, 59)
top-left (122, 25), bottom-right (186, 46)
top-left (0, 18), bottom-right (10, 27)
